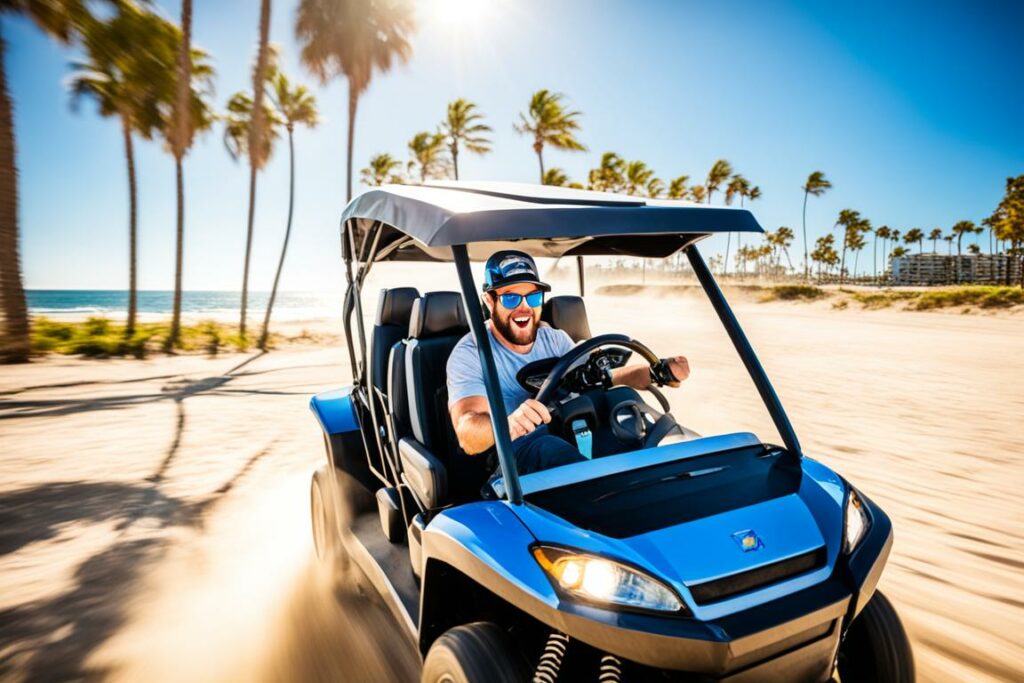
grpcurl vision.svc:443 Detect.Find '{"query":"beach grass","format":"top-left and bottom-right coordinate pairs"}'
top-left (30, 317), bottom-right (267, 358)
top-left (842, 286), bottom-right (1024, 311)
top-left (759, 284), bottom-right (826, 302)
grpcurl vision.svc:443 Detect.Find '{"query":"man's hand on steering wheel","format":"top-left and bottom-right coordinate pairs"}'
top-left (663, 355), bottom-right (690, 387)
top-left (508, 398), bottom-right (551, 440)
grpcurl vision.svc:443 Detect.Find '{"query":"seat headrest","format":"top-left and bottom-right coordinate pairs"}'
top-left (409, 292), bottom-right (468, 339)
top-left (541, 295), bottom-right (592, 343)
top-left (376, 287), bottom-right (420, 327)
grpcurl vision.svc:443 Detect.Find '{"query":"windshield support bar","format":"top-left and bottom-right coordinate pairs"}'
top-left (452, 244), bottom-right (523, 504)
top-left (577, 255), bottom-right (585, 296)
top-left (686, 244), bottom-right (803, 461)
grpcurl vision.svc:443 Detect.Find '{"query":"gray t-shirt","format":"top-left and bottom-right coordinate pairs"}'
top-left (447, 323), bottom-right (575, 415)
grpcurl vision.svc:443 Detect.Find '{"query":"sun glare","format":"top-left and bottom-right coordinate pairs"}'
top-left (425, 0), bottom-right (491, 32)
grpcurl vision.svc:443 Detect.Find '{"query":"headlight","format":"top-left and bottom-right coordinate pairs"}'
top-left (843, 488), bottom-right (871, 553)
top-left (532, 546), bottom-right (685, 613)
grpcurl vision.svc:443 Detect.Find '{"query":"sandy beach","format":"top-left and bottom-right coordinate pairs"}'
top-left (1, 292), bottom-right (1022, 682)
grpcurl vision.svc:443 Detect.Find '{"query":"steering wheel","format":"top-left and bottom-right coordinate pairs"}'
top-left (535, 334), bottom-right (675, 408)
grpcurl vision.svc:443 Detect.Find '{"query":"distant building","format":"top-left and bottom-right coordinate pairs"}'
top-left (890, 253), bottom-right (1021, 286)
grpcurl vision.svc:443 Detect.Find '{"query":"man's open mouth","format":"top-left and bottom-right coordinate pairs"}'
top-left (512, 315), bottom-right (532, 330)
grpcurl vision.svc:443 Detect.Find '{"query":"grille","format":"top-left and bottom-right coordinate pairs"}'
top-left (689, 547), bottom-right (827, 605)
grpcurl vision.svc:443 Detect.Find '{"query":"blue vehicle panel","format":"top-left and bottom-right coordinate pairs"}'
top-left (423, 501), bottom-right (557, 609)
top-left (310, 386), bottom-right (359, 435)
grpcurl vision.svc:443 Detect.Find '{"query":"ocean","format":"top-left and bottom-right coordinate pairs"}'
top-left (26, 290), bottom-right (341, 321)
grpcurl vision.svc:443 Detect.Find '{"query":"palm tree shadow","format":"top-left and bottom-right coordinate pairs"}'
top-left (0, 439), bottom-right (274, 681)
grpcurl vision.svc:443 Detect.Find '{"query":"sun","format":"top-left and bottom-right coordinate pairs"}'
top-left (424, 0), bottom-right (491, 32)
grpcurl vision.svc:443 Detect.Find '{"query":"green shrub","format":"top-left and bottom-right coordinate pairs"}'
top-left (912, 286), bottom-right (1024, 310)
top-left (761, 284), bottom-right (825, 302)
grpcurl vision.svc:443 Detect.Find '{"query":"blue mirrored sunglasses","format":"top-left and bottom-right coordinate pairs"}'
top-left (497, 291), bottom-right (544, 310)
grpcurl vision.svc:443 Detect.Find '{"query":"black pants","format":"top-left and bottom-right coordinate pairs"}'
top-left (508, 427), bottom-right (586, 475)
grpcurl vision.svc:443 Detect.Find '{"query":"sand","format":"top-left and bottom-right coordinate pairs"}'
top-left (1, 293), bottom-right (1022, 682)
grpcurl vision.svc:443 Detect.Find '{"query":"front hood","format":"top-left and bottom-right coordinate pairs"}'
top-left (621, 493), bottom-right (824, 585)
top-left (515, 446), bottom-right (846, 615)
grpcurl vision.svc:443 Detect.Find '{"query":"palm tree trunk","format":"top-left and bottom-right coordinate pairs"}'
top-left (535, 143), bottom-right (544, 183)
top-left (169, 155), bottom-right (184, 348)
top-left (121, 115), bottom-right (138, 336)
top-left (724, 234), bottom-right (731, 276)
top-left (259, 128), bottom-right (295, 350)
top-left (801, 190), bottom-right (809, 281)
top-left (167, 0), bottom-right (192, 350)
top-left (241, 0), bottom-right (272, 340)
top-left (840, 242), bottom-right (847, 284)
top-left (451, 143), bottom-right (459, 181)
top-left (239, 162), bottom-right (257, 339)
top-left (956, 234), bottom-right (962, 283)
top-left (873, 235), bottom-right (878, 283)
top-left (0, 33), bottom-right (29, 363)
top-left (346, 82), bottom-right (358, 202)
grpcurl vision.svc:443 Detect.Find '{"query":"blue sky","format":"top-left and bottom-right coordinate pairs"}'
top-left (7, 0), bottom-right (1022, 291)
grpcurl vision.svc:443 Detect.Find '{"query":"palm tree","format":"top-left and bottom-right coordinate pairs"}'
top-left (952, 220), bottom-right (981, 283)
top-left (542, 167), bottom-right (569, 187)
top-left (68, 5), bottom-right (168, 337)
top-left (667, 175), bottom-right (689, 199)
top-left (967, 243), bottom-right (981, 255)
top-left (952, 219), bottom-right (977, 257)
top-left (442, 98), bottom-right (490, 180)
top-left (624, 160), bottom-right (653, 195)
top-left (986, 175), bottom-right (1024, 287)
top-left (587, 152), bottom-right (625, 193)
top-left (851, 219), bottom-right (870, 278)
top-left (904, 227), bottom-right (924, 254)
top-left (775, 226), bottom-right (795, 272)
top-left (873, 225), bottom-right (891, 281)
top-left (704, 159), bottom-right (732, 204)
top-left (296, 0), bottom-right (415, 202)
top-left (514, 89), bottom-right (585, 181)
top-left (235, 0), bottom-right (273, 341)
top-left (1, 0), bottom-right (95, 362)
top-left (928, 228), bottom-right (943, 253)
top-left (811, 234), bottom-right (838, 280)
top-left (223, 90), bottom-right (281, 166)
top-left (801, 171), bottom-right (832, 282)
top-left (723, 174), bottom-right (749, 274)
top-left (258, 69), bottom-right (318, 350)
top-left (407, 130), bottom-right (447, 181)
top-left (166, 1), bottom-right (216, 349)
top-left (361, 152), bottom-right (401, 186)
top-left (943, 233), bottom-right (955, 255)
top-left (834, 209), bottom-right (861, 283)
top-left (646, 177), bottom-right (665, 198)
top-left (688, 185), bottom-right (707, 203)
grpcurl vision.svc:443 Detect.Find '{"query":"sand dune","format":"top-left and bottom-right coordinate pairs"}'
top-left (0, 294), bottom-right (1021, 682)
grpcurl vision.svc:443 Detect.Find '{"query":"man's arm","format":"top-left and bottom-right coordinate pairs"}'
top-left (611, 355), bottom-right (690, 390)
top-left (450, 395), bottom-right (551, 455)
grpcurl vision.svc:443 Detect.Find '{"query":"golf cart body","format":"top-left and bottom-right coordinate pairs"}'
top-left (309, 182), bottom-right (906, 682)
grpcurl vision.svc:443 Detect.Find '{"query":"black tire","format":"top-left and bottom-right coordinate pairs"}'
top-left (837, 590), bottom-right (915, 683)
top-left (310, 467), bottom-right (353, 586)
top-left (421, 622), bottom-right (531, 683)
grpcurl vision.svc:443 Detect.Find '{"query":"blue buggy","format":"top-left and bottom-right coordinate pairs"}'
top-left (309, 182), bottom-right (914, 682)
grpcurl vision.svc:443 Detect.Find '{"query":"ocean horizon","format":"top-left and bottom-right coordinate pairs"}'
top-left (26, 289), bottom-right (340, 321)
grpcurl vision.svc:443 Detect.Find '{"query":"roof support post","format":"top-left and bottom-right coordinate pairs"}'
top-left (340, 220), bottom-right (359, 376)
top-left (451, 244), bottom-right (523, 504)
top-left (685, 244), bottom-right (803, 461)
top-left (576, 255), bottom-right (586, 296)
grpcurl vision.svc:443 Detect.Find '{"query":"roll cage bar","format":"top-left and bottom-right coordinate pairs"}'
top-left (340, 218), bottom-right (802, 507)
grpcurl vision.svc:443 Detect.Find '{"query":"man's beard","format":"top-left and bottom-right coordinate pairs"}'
top-left (492, 310), bottom-right (538, 346)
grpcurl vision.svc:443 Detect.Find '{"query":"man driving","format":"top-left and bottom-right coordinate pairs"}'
top-left (447, 250), bottom-right (690, 476)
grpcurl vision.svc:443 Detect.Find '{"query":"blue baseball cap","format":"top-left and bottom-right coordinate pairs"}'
top-left (482, 250), bottom-right (551, 293)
